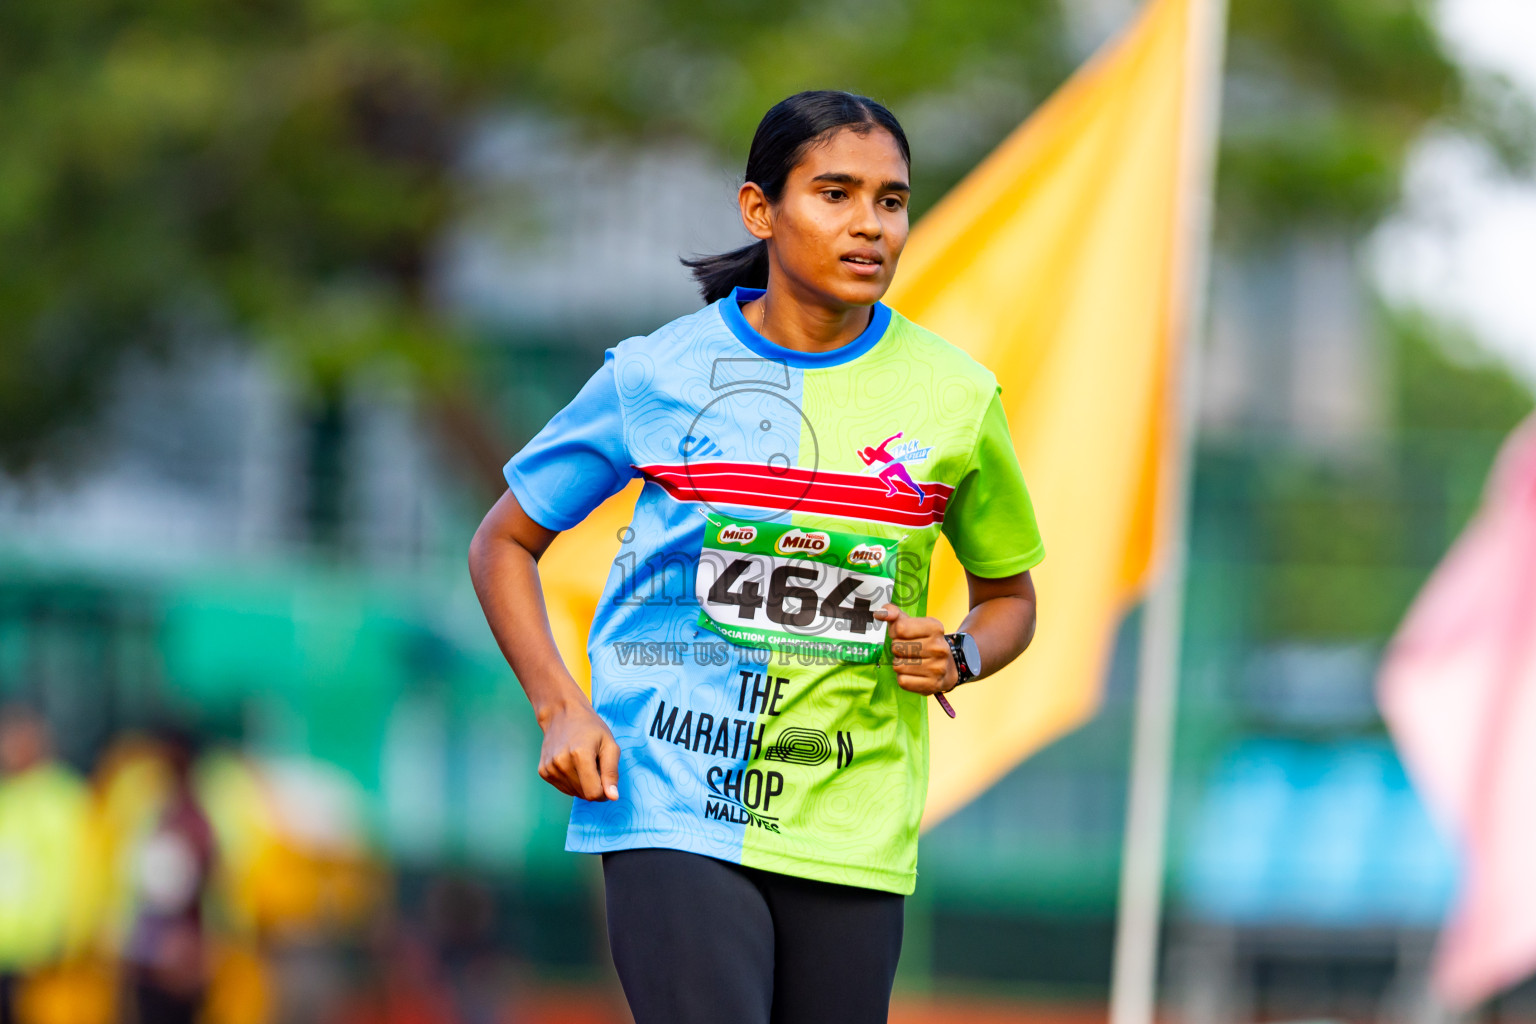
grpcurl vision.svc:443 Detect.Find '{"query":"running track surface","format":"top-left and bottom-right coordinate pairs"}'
top-left (510, 989), bottom-right (1111, 1024)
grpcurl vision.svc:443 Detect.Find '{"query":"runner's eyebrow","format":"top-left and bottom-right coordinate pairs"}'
top-left (809, 172), bottom-right (911, 194)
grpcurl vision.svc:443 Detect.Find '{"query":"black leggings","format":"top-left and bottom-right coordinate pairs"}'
top-left (602, 848), bottom-right (904, 1024)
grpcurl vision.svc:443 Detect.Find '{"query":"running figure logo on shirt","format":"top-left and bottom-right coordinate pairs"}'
top-left (856, 432), bottom-right (933, 505)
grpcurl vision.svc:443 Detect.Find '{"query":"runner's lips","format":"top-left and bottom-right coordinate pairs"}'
top-left (841, 250), bottom-right (884, 276)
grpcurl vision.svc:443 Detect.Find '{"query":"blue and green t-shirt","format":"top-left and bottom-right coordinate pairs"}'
top-left (505, 286), bottom-right (1044, 894)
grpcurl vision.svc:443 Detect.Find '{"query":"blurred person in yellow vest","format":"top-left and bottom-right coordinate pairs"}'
top-left (90, 734), bottom-right (271, 1024)
top-left (121, 724), bottom-right (218, 1024)
top-left (0, 702), bottom-right (90, 1024)
top-left (88, 733), bottom-right (386, 1024)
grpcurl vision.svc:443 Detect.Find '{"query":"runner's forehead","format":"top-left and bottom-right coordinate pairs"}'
top-left (789, 128), bottom-right (909, 190)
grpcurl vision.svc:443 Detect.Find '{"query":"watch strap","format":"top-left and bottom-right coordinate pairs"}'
top-left (945, 632), bottom-right (976, 684)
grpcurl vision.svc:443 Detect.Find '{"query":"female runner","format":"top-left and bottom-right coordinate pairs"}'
top-left (469, 89), bottom-right (1043, 1024)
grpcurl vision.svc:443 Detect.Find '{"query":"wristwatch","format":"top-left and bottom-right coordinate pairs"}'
top-left (945, 632), bottom-right (980, 685)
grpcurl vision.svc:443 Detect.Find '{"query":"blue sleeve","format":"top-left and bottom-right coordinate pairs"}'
top-left (503, 352), bottom-right (636, 531)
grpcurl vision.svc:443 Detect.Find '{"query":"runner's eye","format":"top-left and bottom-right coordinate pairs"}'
top-left (881, 196), bottom-right (906, 211)
top-left (822, 188), bottom-right (847, 201)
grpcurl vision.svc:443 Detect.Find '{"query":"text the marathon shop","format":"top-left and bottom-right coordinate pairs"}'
top-left (646, 670), bottom-right (857, 832)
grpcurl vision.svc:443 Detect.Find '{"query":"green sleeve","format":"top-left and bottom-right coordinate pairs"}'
top-left (942, 390), bottom-right (1045, 577)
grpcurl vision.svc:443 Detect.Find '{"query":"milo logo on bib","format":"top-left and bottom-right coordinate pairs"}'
top-left (719, 524), bottom-right (758, 545)
top-left (846, 543), bottom-right (887, 568)
top-left (696, 513), bottom-right (897, 664)
top-left (775, 530), bottom-right (830, 556)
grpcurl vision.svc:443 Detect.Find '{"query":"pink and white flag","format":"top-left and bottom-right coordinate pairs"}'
top-left (1379, 415), bottom-right (1536, 1009)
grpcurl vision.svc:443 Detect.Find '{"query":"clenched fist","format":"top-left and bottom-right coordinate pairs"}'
top-left (537, 700), bottom-right (621, 802)
top-left (876, 603), bottom-right (957, 696)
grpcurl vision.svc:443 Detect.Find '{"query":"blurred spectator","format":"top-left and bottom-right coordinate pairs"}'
top-left (0, 702), bottom-right (90, 1024)
top-left (424, 875), bottom-right (499, 1024)
top-left (123, 726), bottom-right (218, 1024)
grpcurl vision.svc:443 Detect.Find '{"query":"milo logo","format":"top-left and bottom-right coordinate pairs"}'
top-left (775, 530), bottom-right (831, 557)
top-left (847, 543), bottom-right (888, 569)
top-left (718, 524), bottom-right (757, 545)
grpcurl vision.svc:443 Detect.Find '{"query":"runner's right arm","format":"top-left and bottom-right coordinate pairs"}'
top-left (469, 489), bottom-right (621, 803)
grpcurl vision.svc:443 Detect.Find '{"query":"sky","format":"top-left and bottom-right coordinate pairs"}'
top-left (1369, 0), bottom-right (1536, 386)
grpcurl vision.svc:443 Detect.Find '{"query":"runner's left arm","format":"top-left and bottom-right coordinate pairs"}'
top-left (881, 389), bottom-right (1044, 696)
top-left (878, 569), bottom-right (1035, 695)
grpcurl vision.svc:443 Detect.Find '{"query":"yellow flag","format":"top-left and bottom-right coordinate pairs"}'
top-left (886, 0), bottom-right (1208, 826)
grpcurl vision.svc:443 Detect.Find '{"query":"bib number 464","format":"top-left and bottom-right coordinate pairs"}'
top-left (707, 558), bottom-right (878, 634)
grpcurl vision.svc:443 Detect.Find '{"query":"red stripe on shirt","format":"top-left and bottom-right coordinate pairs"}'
top-left (637, 462), bottom-right (951, 527)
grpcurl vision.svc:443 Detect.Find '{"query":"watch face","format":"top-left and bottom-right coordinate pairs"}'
top-left (959, 633), bottom-right (981, 674)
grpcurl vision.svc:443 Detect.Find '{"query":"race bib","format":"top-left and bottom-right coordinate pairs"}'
top-left (695, 513), bottom-right (897, 664)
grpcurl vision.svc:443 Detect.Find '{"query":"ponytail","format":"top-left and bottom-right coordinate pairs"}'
top-left (680, 241), bottom-right (770, 304)
top-left (680, 90), bottom-right (910, 305)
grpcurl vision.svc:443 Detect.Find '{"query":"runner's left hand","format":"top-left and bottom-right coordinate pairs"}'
top-left (877, 604), bottom-right (958, 696)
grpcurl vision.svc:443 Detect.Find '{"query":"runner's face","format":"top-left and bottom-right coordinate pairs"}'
top-left (759, 127), bottom-right (910, 308)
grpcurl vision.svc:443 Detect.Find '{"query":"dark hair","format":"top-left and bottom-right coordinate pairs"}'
top-left (681, 90), bottom-right (911, 304)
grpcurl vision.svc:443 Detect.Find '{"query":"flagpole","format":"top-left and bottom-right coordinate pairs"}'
top-left (1107, 1), bottom-right (1228, 1023)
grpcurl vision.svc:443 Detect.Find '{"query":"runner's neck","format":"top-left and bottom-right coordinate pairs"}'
top-left (742, 289), bottom-right (873, 356)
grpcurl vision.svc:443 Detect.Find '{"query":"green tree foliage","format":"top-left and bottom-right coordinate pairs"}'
top-left (0, 0), bottom-right (1515, 473)
top-left (1220, 1), bottom-right (1534, 237)
top-left (1391, 309), bottom-right (1535, 435)
top-left (1, 0), bottom-right (463, 472)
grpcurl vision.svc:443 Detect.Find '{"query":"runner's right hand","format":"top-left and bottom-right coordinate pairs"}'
top-left (537, 701), bottom-right (621, 802)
